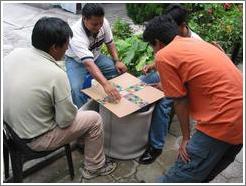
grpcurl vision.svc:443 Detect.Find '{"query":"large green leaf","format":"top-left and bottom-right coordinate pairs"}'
top-left (115, 39), bottom-right (131, 50)
top-left (123, 50), bottom-right (135, 65)
top-left (135, 54), bottom-right (148, 71)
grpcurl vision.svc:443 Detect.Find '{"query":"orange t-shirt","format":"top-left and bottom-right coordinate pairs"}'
top-left (156, 36), bottom-right (243, 144)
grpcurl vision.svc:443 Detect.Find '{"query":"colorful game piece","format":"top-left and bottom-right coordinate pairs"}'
top-left (124, 93), bottom-right (149, 108)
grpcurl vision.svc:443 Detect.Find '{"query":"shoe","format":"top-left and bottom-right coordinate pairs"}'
top-left (81, 159), bottom-right (117, 179)
top-left (138, 146), bottom-right (162, 164)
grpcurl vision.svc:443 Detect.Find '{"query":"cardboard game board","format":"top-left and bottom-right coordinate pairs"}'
top-left (82, 73), bottom-right (164, 118)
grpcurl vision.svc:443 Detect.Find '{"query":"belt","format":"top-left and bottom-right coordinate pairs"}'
top-left (22, 133), bottom-right (45, 143)
top-left (21, 128), bottom-right (54, 144)
top-left (22, 137), bottom-right (37, 143)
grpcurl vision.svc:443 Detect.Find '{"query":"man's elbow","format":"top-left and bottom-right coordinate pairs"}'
top-left (83, 60), bottom-right (95, 71)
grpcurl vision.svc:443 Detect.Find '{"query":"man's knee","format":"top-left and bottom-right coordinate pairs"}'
top-left (96, 55), bottom-right (118, 79)
top-left (85, 111), bottom-right (103, 129)
top-left (139, 72), bottom-right (160, 84)
top-left (160, 164), bottom-right (205, 183)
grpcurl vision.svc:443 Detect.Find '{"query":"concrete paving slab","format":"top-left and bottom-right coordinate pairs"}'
top-left (221, 160), bottom-right (244, 180)
top-left (117, 175), bottom-right (139, 183)
top-left (110, 159), bottom-right (138, 180)
top-left (163, 133), bottom-right (180, 150)
top-left (23, 150), bottom-right (82, 183)
top-left (236, 148), bottom-right (243, 163)
top-left (136, 161), bottom-right (164, 183)
top-left (228, 177), bottom-right (244, 183)
top-left (2, 3), bottom-right (45, 28)
top-left (169, 116), bottom-right (182, 137)
top-left (210, 174), bottom-right (228, 183)
top-left (157, 149), bottom-right (177, 173)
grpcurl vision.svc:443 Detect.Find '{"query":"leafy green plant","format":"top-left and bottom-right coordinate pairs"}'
top-left (102, 19), bottom-right (154, 76)
top-left (126, 3), bottom-right (243, 63)
top-left (184, 3), bottom-right (243, 61)
top-left (126, 3), bottom-right (169, 24)
top-left (115, 35), bottom-right (154, 76)
top-left (103, 3), bottom-right (243, 77)
top-left (112, 18), bottom-right (133, 39)
top-left (102, 35), bottom-right (154, 76)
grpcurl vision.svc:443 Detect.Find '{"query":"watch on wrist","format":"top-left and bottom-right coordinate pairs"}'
top-left (113, 58), bottom-right (120, 63)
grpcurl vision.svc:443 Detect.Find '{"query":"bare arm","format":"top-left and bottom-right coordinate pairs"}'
top-left (106, 42), bottom-right (119, 61)
top-left (106, 42), bottom-right (127, 74)
top-left (173, 96), bottom-right (191, 162)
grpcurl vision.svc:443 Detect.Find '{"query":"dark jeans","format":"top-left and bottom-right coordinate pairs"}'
top-left (157, 130), bottom-right (242, 183)
top-left (140, 72), bottom-right (173, 149)
top-left (202, 143), bottom-right (242, 182)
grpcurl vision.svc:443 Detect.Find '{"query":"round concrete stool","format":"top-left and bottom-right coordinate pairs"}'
top-left (100, 104), bottom-right (155, 160)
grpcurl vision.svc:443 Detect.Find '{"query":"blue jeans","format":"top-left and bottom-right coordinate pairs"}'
top-left (157, 130), bottom-right (243, 183)
top-left (65, 55), bottom-right (118, 108)
top-left (140, 71), bottom-right (173, 149)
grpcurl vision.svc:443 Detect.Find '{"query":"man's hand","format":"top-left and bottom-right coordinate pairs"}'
top-left (177, 138), bottom-right (190, 163)
top-left (115, 61), bottom-right (127, 74)
top-left (142, 63), bottom-right (155, 75)
top-left (103, 82), bottom-right (121, 103)
top-left (84, 60), bottom-right (121, 103)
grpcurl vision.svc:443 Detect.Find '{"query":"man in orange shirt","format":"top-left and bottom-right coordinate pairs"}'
top-left (138, 4), bottom-right (203, 165)
top-left (143, 15), bottom-right (243, 182)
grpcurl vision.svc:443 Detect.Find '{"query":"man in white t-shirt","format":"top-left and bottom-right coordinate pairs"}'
top-left (65, 3), bottom-right (127, 108)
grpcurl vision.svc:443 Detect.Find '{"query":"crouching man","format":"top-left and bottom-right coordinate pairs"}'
top-left (142, 15), bottom-right (243, 183)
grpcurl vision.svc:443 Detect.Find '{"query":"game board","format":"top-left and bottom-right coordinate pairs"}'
top-left (82, 73), bottom-right (164, 117)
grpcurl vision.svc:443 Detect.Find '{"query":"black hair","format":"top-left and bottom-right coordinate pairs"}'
top-left (143, 15), bottom-right (179, 46)
top-left (31, 17), bottom-right (73, 53)
top-left (82, 3), bottom-right (104, 18)
top-left (165, 4), bottom-right (187, 26)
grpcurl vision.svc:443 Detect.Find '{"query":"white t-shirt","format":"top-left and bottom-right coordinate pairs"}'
top-left (190, 29), bottom-right (202, 40)
top-left (66, 18), bottom-right (113, 63)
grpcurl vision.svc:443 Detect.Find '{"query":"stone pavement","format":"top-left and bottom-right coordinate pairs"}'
top-left (2, 3), bottom-right (244, 184)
